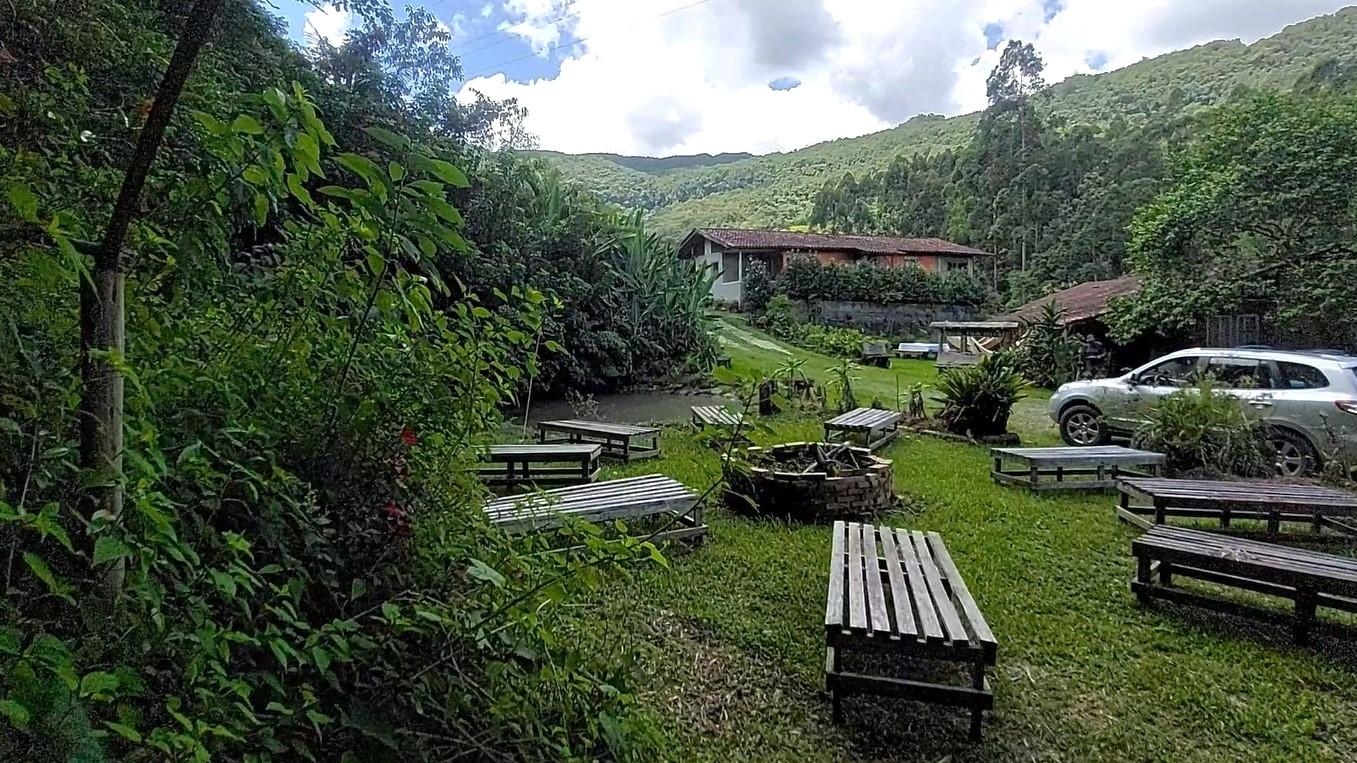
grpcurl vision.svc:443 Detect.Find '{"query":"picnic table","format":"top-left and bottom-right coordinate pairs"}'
top-left (824, 408), bottom-right (903, 451)
top-left (537, 419), bottom-right (660, 461)
top-left (1132, 524), bottom-right (1357, 644)
top-left (1117, 477), bottom-right (1357, 535)
top-left (483, 474), bottom-right (706, 542)
top-left (991, 445), bottom-right (1165, 491)
top-left (860, 340), bottom-right (892, 368)
top-left (825, 522), bottom-right (997, 739)
top-left (477, 444), bottom-right (602, 487)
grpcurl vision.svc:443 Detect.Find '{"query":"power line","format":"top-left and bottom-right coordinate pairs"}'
top-left (455, 3), bottom-right (588, 57)
top-left (460, 0), bottom-right (719, 81)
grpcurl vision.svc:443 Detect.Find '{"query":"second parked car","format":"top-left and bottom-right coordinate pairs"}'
top-left (1047, 347), bottom-right (1357, 476)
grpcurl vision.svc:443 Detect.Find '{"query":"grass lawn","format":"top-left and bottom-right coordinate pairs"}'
top-left (564, 319), bottom-right (1357, 761)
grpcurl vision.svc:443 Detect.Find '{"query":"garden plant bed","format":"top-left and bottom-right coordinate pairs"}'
top-left (724, 441), bottom-right (895, 521)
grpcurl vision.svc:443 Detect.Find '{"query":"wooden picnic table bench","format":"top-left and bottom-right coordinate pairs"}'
top-left (1117, 477), bottom-right (1357, 536)
top-left (483, 474), bottom-right (706, 542)
top-left (825, 522), bottom-right (996, 740)
top-left (895, 341), bottom-right (938, 360)
top-left (690, 405), bottom-right (743, 430)
top-left (991, 445), bottom-right (1164, 491)
top-left (537, 419), bottom-right (661, 461)
top-left (824, 408), bottom-right (903, 451)
top-left (477, 444), bottom-right (602, 487)
top-left (1131, 524), bottom-right (1357, 644)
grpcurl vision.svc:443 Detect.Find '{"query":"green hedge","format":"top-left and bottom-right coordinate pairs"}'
top-left (778, 258), bottom-right (989, 305)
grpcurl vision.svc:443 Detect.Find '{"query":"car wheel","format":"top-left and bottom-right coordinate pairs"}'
top-left (1269, 429), bottom-right (1319, 478)
top-left (1059, 404), bottom-right (1110, 446)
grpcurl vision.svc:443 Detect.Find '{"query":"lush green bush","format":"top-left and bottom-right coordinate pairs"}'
top-left (741, 259), bottom-right (774, 315)
top-left (1013, 302), bottom-right (1081, 388)
top-left (0, 2), bottom-right (687, 758)
top-left (935, 354), bottom-right (1030, 437)
top-left (757, 293), bottom-right (798, 337)
top-left (1132, 381), bottom-right (1274, 477)
top-left (778, 258), bottom-right (989, 305)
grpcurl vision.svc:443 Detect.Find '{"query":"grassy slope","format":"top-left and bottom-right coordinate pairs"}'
top-left (537, 7), bottom-right (1357, 238)
top-left (572, 319), bottom-right (1357, 761)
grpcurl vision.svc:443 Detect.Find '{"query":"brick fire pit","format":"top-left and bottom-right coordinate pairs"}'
top-left (723, 442), bottom-right (895, 521)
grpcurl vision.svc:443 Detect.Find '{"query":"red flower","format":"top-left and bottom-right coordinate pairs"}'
top-left (400, 425), bottom-right (418, 447)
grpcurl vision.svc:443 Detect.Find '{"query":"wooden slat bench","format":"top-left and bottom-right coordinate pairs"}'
top-left (1117, 477), bottom-right (1357, 536)
top-left (1131, 525), bottom-right (1357, 644)
top-left (825, 522), bottom-right (997, 740)
top-left (824, 408), bottom-right (903, 451)
top-left (895, 341), bottom-right (938, 360)
top-left (991, 445), bottom-right (1165, 491)
top-left (477, 444), bottom-right (602, 487)
top-left (484, 474), bottom-right (706, 542)
top-left (537, 419), bottom-right (661, 461)
top-left (690, 405), bottom-right (744, 430)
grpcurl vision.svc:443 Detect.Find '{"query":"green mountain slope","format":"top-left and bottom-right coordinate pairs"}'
top-left (536, 7), bottom-right (1357, 238)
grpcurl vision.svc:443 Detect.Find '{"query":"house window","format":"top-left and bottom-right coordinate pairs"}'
top-left (941, 258), bottom-right (971, 273)
top-left (721, 251), bottom-right (740, 283)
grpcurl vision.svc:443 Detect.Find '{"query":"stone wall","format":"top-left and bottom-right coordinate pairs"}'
top-left (794, 299), bottom-right (983, 339)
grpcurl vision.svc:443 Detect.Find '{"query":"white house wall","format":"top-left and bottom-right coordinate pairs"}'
top-left (701, 240), bottom-right (743, 305)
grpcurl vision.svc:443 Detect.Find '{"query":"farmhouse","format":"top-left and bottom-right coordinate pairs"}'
top-left (679, 228), bottom-right (993, 305)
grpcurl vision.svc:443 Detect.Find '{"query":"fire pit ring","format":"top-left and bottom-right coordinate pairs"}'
top-left (723, 442), bottom-right (895, 521)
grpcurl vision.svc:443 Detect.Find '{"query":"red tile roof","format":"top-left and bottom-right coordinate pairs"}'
top-left (685, 228), bottom-right (992, 257)
top-left (994, 275), bottom-right (1143, 325)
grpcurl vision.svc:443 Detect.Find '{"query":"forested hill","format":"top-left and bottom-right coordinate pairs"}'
top-left (536, 7), bottom-right (1357, 238)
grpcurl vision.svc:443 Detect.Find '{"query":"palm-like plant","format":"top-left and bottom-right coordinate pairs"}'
top-left (935, 354), bottom-right (1029, 437)
top-left (828, 359), bottom-right (860, 413)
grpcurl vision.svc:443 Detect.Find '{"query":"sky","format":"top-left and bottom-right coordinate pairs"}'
top-left (265, 0), bottom-right (1352, 157)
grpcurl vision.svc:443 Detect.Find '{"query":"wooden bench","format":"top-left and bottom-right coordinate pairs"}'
top-left (715, 354), bottom-right (733, 368)
top-left (825, 522), bottom-right (996, 740)
top-left (477, 444), bottom-right (602, 487)
top-left (537, 419), bottom-right (661, 461)
top-left (1117, 477), bottom-right (1357, 536)
top-left (690, 405), bottom-right (748, 438)
top-left (824, 408), bottom-right (903, 451)
top-left (991, 445), bottom-right (1164, 491)
top-left (484, 474), bottom-right (706, 542)
top-left (1131, 525), bottom-right (1357, 644)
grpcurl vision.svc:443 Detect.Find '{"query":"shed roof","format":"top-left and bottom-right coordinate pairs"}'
top-left (994, 276), bottom-right (1143, 325)
top-left (682, 228), bottom-right (992, 257)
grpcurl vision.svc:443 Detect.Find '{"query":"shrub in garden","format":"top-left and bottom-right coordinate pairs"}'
top-left (1133, 381), bottom-right (1274, 477)
top-left (935, 354), bottom-right (1030, 437)
top-left (1014, 302), bottom-right (1081, 388)
top-left (742, 259), bottom-right (774, 314)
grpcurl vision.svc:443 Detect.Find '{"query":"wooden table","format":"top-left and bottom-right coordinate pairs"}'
top-left (484, 474), bottom-right (706, 542)
top-left (1117, 477), bottom-right (1357, 535)
top-left (1132, 524), bottom-right (1357, 644)
top-left (991, 445), bottom-right (1165, 492)
top-left (537, 419), bottom-right (661, 461)
top-left (477, 444), bottom-right (602, 487)
top-left (825, 522), bottom-right (997, 740)
top-left (824, 408), bottom-right (903, 451)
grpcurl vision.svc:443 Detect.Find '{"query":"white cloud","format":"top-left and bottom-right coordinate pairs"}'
top-left (461, 0), bottom-right (1352, 155)
top-left (303, 3), bottom-right (351, 47)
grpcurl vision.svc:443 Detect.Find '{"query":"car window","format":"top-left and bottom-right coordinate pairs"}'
top-left (1276, 361), bottom-right (1329, 390)
top-left (1138, 356), bottom-right (1199, 387)
top-left (1203, 357), bottom-right (1272, 389)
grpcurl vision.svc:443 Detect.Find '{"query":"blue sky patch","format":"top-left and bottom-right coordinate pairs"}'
top-left (983, 22), bottom-right (1003, 50)
top-left (1085, 50), bottom-right (1109, 70)
top-left (269, 0), bottom-right (569, 83)
top-left (769, 76), bottom-right (802, 91)
top-left (1041, 0), bottom-right (1063, 22)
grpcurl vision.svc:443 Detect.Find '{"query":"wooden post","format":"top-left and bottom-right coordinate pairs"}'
top-left (1154, 498), bottom-right (1167, 526)
top-left (969, 658), bottom-right (986, 740)
top-left (1294, 589), bottom-right (1317, 645)
top-left (79, 0), bottom-right (224, 598)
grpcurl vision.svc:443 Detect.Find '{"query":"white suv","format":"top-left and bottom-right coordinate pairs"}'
top-left (1048, 348), bottom-right (1357, 476)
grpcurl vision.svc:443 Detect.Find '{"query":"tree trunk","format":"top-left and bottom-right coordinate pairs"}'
top-left (79, 0), bottom-right (223, 594)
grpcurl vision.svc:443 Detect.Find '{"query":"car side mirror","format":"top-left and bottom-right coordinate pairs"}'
top-left (1126, 376), bottom-right (1141, 388)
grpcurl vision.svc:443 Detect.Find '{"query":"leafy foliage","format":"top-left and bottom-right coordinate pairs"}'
top-left (0, 0), bottom-right (709, 759)
top-left (776, 258), bottom-right (989, 305)
top-left (1132, 381), bottom-right (1274, 477)
top-left (1013, 302), bottom-right (1081, 388)
top-left (935, 354), bottom-right (1029, 437)
top-left (1111, 90), bottom-right (1357, 346)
